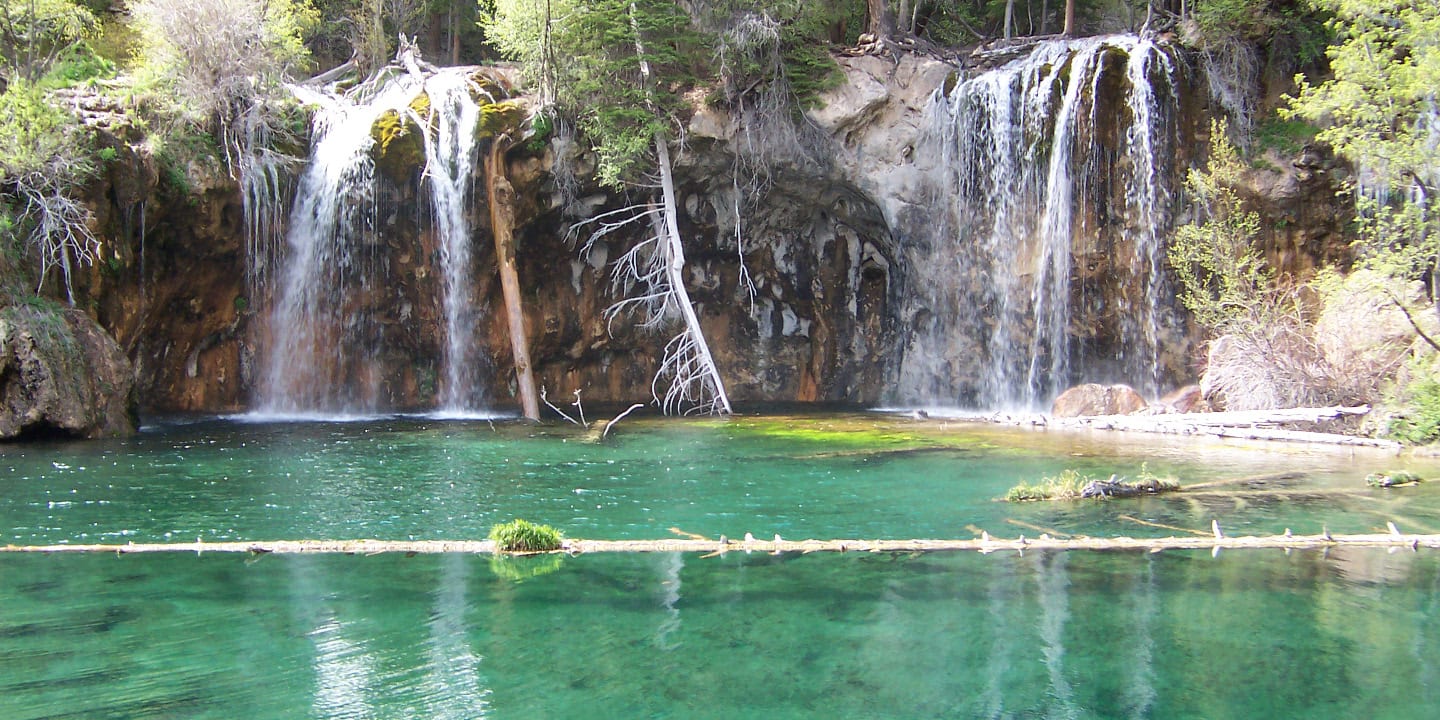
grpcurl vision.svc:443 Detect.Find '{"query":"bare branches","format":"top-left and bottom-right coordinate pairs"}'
top-left (10, 160), bottom-right (98, 304)
top-left (573, 156), bottom-right (732, 416)
top-left (603, 403), bottom-right (645, 439)
top-left (539, 386), bottom-right (580, 425)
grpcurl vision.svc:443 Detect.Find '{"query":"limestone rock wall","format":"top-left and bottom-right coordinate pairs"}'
top-left (0, 307), bottom-right (136, 439)
top-left (57, 45), bottom-right (1355, 417)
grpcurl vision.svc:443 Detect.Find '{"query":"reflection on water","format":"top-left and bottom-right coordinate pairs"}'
top-left (425, 554), bottom-right (489, 719)
top-left (1, 549), bottom-right (1440, 718)
top-left (1036, 551), bottom-right (1078, 720)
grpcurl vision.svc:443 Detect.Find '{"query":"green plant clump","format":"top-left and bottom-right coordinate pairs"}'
top-left (1006, 468), bottom-right (1093, 502)
top-left (489, 518), bottom-right (564, 552)
top-left (1366, 471), bottom-right (1424, 488)
top-left (1006, 466), bottom-right (1180, 502)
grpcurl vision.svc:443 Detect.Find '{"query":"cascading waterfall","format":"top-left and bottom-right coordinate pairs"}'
top-left (254, 65), bottom-right (494, 416)
top-left (423, 72), bottom-right (488, 413)
top-left (899, 35), bottom-right (1184, 409)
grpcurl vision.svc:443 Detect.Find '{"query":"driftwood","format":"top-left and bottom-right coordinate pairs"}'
top-left (6, 531), bottom-right (1440, 556)
top-left (1080, 477), bottom-right (1177, 498)
top-left (1043, 406), bottom-right (1400, 450)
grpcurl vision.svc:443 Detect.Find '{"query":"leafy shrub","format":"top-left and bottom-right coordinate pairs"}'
top-left (489, 519), bottom-right (564, 552)
top-left (1387, 366), bottom-right (1440, 445)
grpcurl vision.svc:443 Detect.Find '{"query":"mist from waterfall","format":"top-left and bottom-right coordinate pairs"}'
top-left (898, 35), bottom-right (1184, 410)
top-left (252, 66), bottom-right (492, 417)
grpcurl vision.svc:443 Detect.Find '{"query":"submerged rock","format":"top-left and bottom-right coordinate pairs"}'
top-left (1051, 383), bottom-right (1148, 417)
top-left (0, 306), bottom-right (137, 439)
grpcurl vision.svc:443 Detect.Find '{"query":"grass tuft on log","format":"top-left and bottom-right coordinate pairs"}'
top-left (489, 519), bottom-right (563, 552)
top-left (1006, 465), bottom-right (1180, 502)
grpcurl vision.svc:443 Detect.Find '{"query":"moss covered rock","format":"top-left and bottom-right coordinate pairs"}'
top-left (371, 92), bottom-right (432, 182)
top-left (477, 99), bottom-right (526, 140)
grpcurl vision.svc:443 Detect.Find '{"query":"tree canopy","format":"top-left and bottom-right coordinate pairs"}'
top-left (1288, 0), bottom-right (1440, 294)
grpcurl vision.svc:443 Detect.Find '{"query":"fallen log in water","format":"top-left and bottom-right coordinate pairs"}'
top-left (1039, 406), bottom-right (1402, 450)
top-left (5, 531), bottom-right (1440, 556)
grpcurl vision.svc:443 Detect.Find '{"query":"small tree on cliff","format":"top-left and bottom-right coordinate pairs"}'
top-left (0, 0), bottom-right (96, 86)
top-left (485, 0), bottom-right (731, 414)
top-left (1287, 0), bottom-right (1440, 301)
top-left (131, 0), bottom-right (315, 174)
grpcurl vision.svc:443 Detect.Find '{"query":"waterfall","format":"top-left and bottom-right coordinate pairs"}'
top-left (423, 71), bottom-right (488, 413)
top-left (254, 65), bottom-right (495, 417)
top-left (898, 35), bottom-right (1184, 410)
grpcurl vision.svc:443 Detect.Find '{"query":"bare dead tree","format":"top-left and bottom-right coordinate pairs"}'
top-left (564, 1), bottom-right (732, 415)
top-left (11, 162), bottom-right (99, 304)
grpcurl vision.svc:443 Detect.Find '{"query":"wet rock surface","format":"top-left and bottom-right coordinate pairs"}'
top-left (55, 46), bottom-right (1356, 416)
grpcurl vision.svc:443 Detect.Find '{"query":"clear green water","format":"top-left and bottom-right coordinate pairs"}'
top-left (3, 414), bottom-right (1440, 717)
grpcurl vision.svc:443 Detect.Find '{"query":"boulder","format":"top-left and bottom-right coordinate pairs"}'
top-left (0, 307), bottom-right (137, 439)
top-left (1051, 383), bottom-right (1148, 417)
top-left (1158, 384), bottom-right (1208, 414)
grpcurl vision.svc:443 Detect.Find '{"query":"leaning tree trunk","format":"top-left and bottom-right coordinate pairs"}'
top-left (653, 136), bottom-right (732, 415)
top-left (487, 137), bottom-right (540, 420)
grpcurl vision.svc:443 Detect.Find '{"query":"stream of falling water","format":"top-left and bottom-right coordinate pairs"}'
top-left (899, 35), bottom-right (1183, 410)
top-left (253, 66), bottom-right (492, 417)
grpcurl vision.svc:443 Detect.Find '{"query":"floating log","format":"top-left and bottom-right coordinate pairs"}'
top-left (5, 532), bottom-right (1440, 556)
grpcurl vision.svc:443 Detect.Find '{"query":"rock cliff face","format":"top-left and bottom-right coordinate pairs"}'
top-left (56, 43), bottom-right (1353, 417)
top-left (0, 306), bottom-right (136, 438)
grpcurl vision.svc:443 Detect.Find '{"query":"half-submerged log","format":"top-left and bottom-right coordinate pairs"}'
top-left (1080, 476), bottom-right (1177, 498)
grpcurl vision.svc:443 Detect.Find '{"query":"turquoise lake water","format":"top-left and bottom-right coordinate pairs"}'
top-left (3, 413), bottom-right (1440, 718)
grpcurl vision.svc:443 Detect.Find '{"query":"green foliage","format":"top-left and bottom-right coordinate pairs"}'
top-left (1286, 0), bottom-right (1440, 300)
top-left (0, 0), bottom-right (98, 84)
top-left (0, 80), bottom-right (83, 180)
top-left (699, 2), bottom-right (842, 110)
top-left (130, 0), bottom-right (316, 141)
top-left (1251, 114), bottom-right (1318, 159)
top-left (1387, 363), bottom-right (1440, 445)
top-left (1169, 120), bottom-right (1281, 331)
top-left (486, 0), bottom-right (707, 186)
top-left (1005, 468), bottom-right (1092, 502)
top-left (43, 40), bottom-right (113, 86)
top-left (488, 518), bottom-right (563, 552)
top-left (1190, 0), bottom-right (1330, 56)
top-left (1005, 465), bottom-right (1180, 502)
top-left (0, 79), bottom-right (98, 302)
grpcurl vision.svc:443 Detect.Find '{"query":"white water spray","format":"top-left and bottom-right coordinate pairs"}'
top-left (900, 35), bottom-right (1183, 409)
top-left (254, 65), bottom-right (496, 416)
